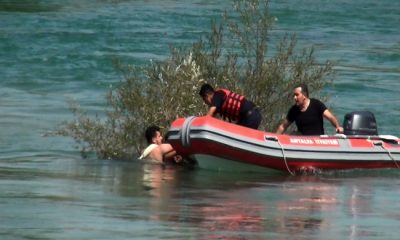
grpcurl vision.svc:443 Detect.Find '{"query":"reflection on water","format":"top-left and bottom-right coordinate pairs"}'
top-left (134, 165), bottom-right (400, 239)
top-left (1, 156), bottom-right (400, 239)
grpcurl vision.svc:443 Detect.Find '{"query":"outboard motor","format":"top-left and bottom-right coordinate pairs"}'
top-left (343, 111), bottom-right (378, 135)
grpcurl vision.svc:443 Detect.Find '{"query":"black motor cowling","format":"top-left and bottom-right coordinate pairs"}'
top-left (343, 111), bottom-right (378, 135)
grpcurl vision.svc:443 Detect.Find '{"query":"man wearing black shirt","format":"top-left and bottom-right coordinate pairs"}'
top-left (276, 83), bottom-right (343, 135)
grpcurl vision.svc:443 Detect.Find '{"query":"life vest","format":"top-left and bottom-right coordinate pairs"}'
top-left (215, 88), bottom-right (245, 121)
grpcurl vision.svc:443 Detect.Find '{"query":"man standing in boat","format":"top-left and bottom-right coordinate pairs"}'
top-left (199, 83), bottom-right (262, 129)
top-left (276, 83), bottom-right (344, 136)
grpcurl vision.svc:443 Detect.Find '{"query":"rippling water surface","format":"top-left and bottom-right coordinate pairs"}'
top-left (1, 0), bottom-right (400, 239)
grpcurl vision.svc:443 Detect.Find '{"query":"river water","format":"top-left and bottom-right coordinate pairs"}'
top-left (1, 0), bottom-right (400, 239)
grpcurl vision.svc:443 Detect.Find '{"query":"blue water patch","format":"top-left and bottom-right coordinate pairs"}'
top-left (1, 0), bottom-right (400, 239)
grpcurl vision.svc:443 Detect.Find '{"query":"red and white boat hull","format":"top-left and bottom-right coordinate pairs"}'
top-left (167, 116), bottom-right (400, 173)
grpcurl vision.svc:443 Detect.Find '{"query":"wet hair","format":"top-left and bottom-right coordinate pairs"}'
top-left (199, 83), bottom-right (214, 97)
top-left (145, 125), bottom-right (160, 144)
top-left (295, 83), bottom-right (309, 98)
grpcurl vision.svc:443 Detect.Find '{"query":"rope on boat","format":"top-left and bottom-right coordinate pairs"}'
top-left (181, 116), bottom-right (196, 147)
top-left (374, 140), bottom-right (400, 168)
top-left (277, 139), bottom-right (295, 176)
top-left (266, 136), bottom-right (295, 175)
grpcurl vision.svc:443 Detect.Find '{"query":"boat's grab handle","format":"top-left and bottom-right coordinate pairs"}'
top-left (181, 116), bottom-right (196, 147)
top-left (265, 136), bottom-right (278, 141)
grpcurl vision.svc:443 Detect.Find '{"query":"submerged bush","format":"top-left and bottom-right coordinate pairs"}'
top-left (58, 0), bottom-right (334, 160)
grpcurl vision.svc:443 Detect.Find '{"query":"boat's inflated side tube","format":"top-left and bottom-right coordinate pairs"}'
top-left (181, 116), bottom-right (196, 147)
top-left (343, 111), bottom-right (378, 135)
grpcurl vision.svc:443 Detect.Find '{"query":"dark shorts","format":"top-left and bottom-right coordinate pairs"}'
top-left (238, 108), bottom-right (262, 129)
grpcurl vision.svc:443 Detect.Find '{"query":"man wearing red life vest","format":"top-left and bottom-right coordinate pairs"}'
top-left (199, 83), bottom-right (262, 129)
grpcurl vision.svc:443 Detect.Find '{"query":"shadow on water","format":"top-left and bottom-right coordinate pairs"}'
top-left (0, 1), bottom-right (63, 12)
top-left (0, 0), bottom-right (152, 13)
top-left (313, 167), bottom-right (400, 178)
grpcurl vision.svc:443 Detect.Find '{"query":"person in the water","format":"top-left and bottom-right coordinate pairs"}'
top-left (139, 125), bottom-right (181, 163)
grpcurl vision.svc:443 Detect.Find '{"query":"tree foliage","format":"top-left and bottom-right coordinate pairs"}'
top-left (58, 0), bottom-right (334, 160)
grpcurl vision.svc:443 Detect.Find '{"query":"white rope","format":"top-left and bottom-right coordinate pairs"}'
top-left (377, 141), bottom-right (400, 168)
top-left (276, 138), bottom-right (295, 176)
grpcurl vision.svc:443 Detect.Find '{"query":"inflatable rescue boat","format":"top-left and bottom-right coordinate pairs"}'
top-left (166, 111), bottom-right (400, 174)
